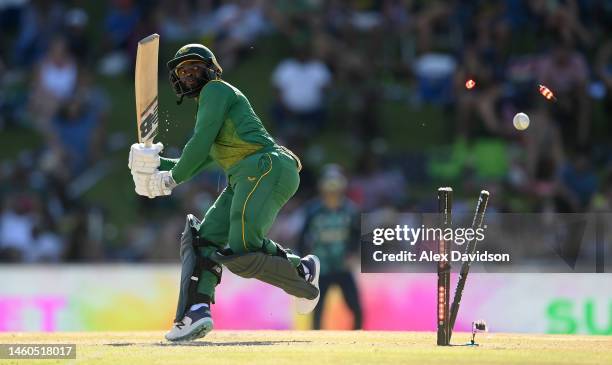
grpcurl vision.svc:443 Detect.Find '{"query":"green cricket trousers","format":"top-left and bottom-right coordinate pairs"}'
top-left (194, 146), bottom-right (301, 299)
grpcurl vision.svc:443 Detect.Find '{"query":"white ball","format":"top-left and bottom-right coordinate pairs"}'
top-left (513, 112), bottom-right (530, 130)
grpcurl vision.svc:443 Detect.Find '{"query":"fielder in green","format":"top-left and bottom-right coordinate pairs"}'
top-left (128, 44), bottom-right (320, 341)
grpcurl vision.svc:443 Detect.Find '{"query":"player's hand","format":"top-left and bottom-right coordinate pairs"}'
top-left (128, 142), bottom-right (163, 174)
top-left (132, 171), bottom-right (152, 197)
top-left (146, 170), bottom-right (177, 198)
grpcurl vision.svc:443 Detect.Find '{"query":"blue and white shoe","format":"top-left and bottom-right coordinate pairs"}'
top-left (165, 306), bottom-right (213, 342)
top-left (296, 254), bottom-right (321, 314)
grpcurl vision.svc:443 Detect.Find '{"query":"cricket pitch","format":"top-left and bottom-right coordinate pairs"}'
top-left (1, 331), bottom-right (610, 365)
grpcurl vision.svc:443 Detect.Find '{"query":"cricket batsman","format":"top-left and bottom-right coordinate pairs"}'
top-left (127, 44), bottom-right (320, 341)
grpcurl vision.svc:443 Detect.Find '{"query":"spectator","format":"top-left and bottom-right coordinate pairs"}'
top-left (264, 0), bottom-right (318, 40)
top-left (349, 152), bottom-right (407, 212)
top-left (28, 36), bottom-right (78, 132)
top-left (414, 52), bottom-right (456, 105)
top-left (160, 0), bottom-right (194, 41)
top-left (331, 67), bottom-right (381, 146)
top-left (0, 194), bottom-right (35, 262)
top-left (537, 37), bottom-right (590, 147)
top-left (192, 0), bottom-right (218, 37)
top-left (213, 0), bottom-right (269, 70)
top-left (99, 0), bottom-right (141, 75)
top-left (272, 45), bottom-right (331, 141)
top-left (63, 8), bottom-right (91, 65)
top-left (0, 191), bottom-right (63, 263)
top-left (524, 103), bottom-right (564, 189)
top-left (103, 0), bottom-right (141, 51)
top-left (528, 0), bottom-right (592, 47)
top-left (413, 0), bottom-right (455, 53)
top-left (12, 0), bottom-right (65, 68)
top-left (29, 218), bottom-right (64, 262)
top-left (51, 95), bottom-right (102, 175)
top-left (559, 151), bottom-right (598, 212)
top-left (595, 38), bottom-right (612, 128)
top-left (454, 45), bottom-right (502, 137)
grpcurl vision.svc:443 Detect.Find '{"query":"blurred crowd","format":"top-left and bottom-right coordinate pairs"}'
top-left (1, 0), bottom-right (612, 263)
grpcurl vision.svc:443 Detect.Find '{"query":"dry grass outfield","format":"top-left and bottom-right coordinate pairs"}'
top-left (1, 331), bottom-right (611, 365)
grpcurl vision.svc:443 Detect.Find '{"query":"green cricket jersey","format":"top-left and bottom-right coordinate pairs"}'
top-left (159, 80), bottom-right (276, 183)
top-left (298, 199), bottom-right (360, 275)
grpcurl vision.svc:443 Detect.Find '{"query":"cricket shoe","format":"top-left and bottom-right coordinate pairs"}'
top-left (165, 306), bottom-right (213, 342)
top-left (296, 254), bottom-right (321, 314)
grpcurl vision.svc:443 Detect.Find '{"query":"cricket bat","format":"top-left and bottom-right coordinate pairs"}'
top-left (135, 33), bottom-right (160, 147)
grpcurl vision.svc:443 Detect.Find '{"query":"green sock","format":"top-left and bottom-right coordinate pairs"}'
top-left (197, 270), bottom-right (218, 299)
top-left (197, 246), bottom-right (220, 301)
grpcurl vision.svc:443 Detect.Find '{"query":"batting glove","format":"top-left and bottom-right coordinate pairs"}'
top-left (132, 171), bottom-right (152, 197)
top-left (128, 142), bottom-right (164, 174)
top-left (146, 170), bottom-right (177, 198)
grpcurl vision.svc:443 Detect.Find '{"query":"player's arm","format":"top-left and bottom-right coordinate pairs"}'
top-left (170, 81), bottom-right (235, 184)
top-left (159, 157), bottom-right (178, 171)
top-left (159, 155), bottom-right (214, 173)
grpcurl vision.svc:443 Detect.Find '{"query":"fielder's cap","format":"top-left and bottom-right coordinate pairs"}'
top-left (319, 164), bottom-right (347, 192)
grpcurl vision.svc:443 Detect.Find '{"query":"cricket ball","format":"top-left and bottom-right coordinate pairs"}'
top-left (513, 112), bottom-right (530, 131)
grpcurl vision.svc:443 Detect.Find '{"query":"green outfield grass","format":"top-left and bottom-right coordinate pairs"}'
top-left (1, 331), bottom-right (610, 365)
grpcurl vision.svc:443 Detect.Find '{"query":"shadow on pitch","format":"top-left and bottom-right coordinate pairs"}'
top-left (107, 340), bottom-right (311, 347)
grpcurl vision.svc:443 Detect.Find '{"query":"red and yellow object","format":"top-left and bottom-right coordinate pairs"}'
top-left (538, 84), bottom-right (557, 102)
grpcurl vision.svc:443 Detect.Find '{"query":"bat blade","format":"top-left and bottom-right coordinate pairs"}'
top-left (135, 33), bottom-right (160, 146)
